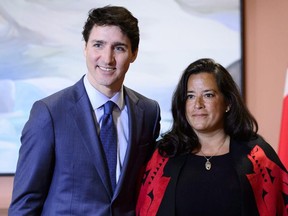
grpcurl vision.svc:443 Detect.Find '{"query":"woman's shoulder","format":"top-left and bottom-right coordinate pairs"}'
top-left (146, 149), bottom-right (169, 170)
top-left (247, 135), bottom-right (277, 154)
top-left (237, 134), bottom-right (287, 172)
top-left (232, 134), bottom-right (272, 151)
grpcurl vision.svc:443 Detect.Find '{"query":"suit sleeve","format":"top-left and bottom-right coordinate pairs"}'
top-left (9, 100), bottom-right (55, 215)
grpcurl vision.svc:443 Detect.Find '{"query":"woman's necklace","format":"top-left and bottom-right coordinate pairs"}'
top-left (200, 136), bottom-right (227, 171)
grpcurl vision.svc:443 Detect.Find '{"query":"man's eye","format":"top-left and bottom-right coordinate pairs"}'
top-left (115, 46), bottom-right (125, 52)
top-left (93, 43), bottom-right (102, 48)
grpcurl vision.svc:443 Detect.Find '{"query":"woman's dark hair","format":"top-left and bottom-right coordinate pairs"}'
top-left (82, 5), bottom-right (139, 53)
top-left (158, 58), bottom-right (258, 157)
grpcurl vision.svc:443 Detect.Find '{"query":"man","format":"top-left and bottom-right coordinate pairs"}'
top-left (9, 6), bottom-right (161, 216)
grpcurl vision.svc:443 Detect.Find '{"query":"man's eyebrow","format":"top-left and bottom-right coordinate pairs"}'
top-left (90, 39), bottom-right (104, 43)
top-left (89, 40), bottom-right (128, 47)
top-left (113, 42), bottom-right (128, 47)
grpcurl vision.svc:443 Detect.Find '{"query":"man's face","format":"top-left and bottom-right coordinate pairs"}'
top-left (84, 25), bottom-right (138, 97)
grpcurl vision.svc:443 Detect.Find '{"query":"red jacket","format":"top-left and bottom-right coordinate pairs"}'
top-left (136, 136), bottom-right (288, 216)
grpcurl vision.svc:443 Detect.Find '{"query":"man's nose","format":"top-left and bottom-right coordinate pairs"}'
top-left (102, 48), bottom-right (115, 64)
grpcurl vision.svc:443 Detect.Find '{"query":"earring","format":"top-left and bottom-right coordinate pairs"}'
top-left (225, 106), bottom-right (230, 112)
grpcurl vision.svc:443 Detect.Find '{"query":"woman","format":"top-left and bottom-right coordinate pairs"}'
top-left (136, 58), bottom-right (288, 216)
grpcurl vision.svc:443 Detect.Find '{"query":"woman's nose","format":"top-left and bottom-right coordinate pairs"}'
top-left (194, 97), bottom-right (204, 109)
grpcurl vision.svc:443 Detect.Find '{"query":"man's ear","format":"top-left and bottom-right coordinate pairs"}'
top-left (83, 42), bottom-right (87, 57)
top-left (130, 48), bottom-right (138, 63)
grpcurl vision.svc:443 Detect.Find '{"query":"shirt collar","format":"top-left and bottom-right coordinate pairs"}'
top-left (83, 75), bottom-right (124, 110)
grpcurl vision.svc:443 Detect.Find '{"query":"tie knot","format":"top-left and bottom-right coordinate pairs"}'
top-left (104, 101), bottom-right (115, 114)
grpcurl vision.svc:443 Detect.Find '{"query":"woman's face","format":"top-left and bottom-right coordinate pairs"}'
top-left (185, 72), bottom-right (228, 134)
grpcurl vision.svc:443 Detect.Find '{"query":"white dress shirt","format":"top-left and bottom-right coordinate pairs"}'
top-left (83, 75), bottom-right (129, 183)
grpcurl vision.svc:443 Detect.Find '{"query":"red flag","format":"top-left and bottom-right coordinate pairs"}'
top-left (278, 69), bottom-right (288, 169)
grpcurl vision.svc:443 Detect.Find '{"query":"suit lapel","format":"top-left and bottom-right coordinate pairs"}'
top-left (69, 82), bottom-right (146, 198)
top-left (113, 87), bottom-right (144, 198)
top-left (69, 79), bottom-right (113, 196)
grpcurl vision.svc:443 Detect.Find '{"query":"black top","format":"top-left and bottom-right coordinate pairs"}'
top-left (175, 153), bottom-right (241, 216)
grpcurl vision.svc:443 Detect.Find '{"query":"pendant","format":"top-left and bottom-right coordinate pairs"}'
top-left (205, 160), bottom-right (211, 170)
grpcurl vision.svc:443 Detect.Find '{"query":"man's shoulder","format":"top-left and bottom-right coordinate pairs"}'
top-left (29, 77), bottom-right (86, 114)
top-left (42, 77), bottom-right (84, 102)
top-left (124, 86), bottom-right (158, 104)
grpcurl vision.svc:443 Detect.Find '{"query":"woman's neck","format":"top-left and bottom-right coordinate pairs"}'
top-left (197, 132), bottom-right (230, 156)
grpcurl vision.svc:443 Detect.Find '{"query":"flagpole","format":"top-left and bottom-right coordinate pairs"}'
top-left (278, 69), bottom-right (288, 169)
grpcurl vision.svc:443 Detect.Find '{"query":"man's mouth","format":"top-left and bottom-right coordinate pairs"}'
top-left (98, 66), bottom-right (116, 71)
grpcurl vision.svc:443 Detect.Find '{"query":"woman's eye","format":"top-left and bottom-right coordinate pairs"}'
top-left (204, 93), bottom-right (214, 98)
top-left (186, 95), bottom-right (195, 100)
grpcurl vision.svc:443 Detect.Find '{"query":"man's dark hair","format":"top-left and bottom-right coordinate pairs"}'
top-left (82, 5), bottom-right (139, 53)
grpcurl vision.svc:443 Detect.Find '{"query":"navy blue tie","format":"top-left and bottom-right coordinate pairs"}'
top-left (100, 101), bottom-right (117, 192)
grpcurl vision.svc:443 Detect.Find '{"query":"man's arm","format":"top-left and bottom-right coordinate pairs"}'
top-left (9, 101), bottom-right (55, 215)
